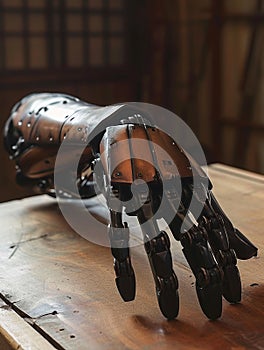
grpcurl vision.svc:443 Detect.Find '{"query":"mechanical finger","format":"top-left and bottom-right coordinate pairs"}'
top-left (137, 197), bottom-right (179, 320)
top-left (108, 209), bottom-right (136, 302)
top-left (166, 183), bottom-right (223, 320)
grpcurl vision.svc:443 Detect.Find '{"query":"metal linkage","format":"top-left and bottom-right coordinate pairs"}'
top-left (108, 210), bottom-right (136, 302)
top-left (144, 231), bottom-right (179, 320)
top-left (165, 182), bottom-right (223, 319)
top-left (180, 225), bottom-right (223, 320)
top-left (209, 193), bottom-right (258, 260)
top-left (137, 196), bottom-right (179, 320)
top-left (198, 199), bottom-right (242, 303)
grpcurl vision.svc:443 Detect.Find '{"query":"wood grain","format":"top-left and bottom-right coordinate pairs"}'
top-left (0, 164), bottom-right (263, 349)
top-left (0, 299), bottom-right (55, 350)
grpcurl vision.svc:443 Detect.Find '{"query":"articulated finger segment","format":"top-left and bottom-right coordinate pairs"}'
top-left (216, 248), bottom-right (241, 303)
top-left (181, 226), bottom-right (223, 320)
top-left (200, 202), bottom-right (242, 303)
top-left (209, 193), bottom-right (258, 259)
top-left (113, 255), bottom-right (136, 302)
top-left (108, 213), bottom-right (136, 302)
top-left (144, 231), bottom-right (179, 320)
top-left (231, 228), bottom-right (258, 260)
top-left (164, 179), bottom-right (194, 240)
top-left (163, 181), bottom-right (223, 319)
top-left (181, 227), bottom-right (218, 273)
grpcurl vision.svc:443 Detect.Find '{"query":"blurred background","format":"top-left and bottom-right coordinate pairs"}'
top-left (0, 0), bottom-right (263, 202)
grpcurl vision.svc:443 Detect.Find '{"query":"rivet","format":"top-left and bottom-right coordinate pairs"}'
top-left (114, 172), bottom-right (122, 177)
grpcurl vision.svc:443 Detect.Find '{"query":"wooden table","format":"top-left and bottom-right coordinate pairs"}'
top-left (0, 164), bottom-right (263, 350)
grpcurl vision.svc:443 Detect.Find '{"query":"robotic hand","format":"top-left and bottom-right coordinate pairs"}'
top-left (4, 93), bottom-right (258, 320)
